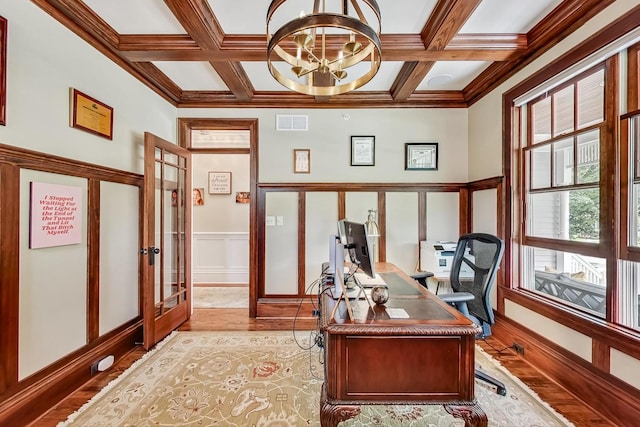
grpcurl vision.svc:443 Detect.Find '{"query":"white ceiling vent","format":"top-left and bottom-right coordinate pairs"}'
top-left (276, 115), bottom-right (308, 131)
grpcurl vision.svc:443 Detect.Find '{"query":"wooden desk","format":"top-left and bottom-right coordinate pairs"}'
top-left (320, 263), bottom-right (486, 427)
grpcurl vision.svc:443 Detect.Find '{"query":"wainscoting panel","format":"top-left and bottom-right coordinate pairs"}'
top-left (193, 232), bottom-right (249, 283)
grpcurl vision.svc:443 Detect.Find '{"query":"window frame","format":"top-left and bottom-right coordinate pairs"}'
top-left (521, 64), bottom-right (608, 258)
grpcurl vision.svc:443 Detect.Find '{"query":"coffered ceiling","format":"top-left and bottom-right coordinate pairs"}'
top-left (31, 0), bottom-right (612, 108)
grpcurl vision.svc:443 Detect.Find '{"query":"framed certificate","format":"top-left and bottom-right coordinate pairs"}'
top-left (70, 88), bottom-right (113, 140)
top-left (405, 143), bottom-right (438, 170)
top-left (351, 135), bottom-right (375, 166)
top-left (294, 149), bottom-right (310, 173)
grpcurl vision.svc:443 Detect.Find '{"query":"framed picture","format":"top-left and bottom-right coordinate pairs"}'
top-left (294, 149), bottom-right (310, 173)
top-left (0, 16), bottom-right (7, 126)
top-left (236, 192), bottom-right (250, 204)
top-left (405, 143), bottom-right (438, 170)
top-left (351, 136), bottom-right (375, 166)
top-left (208, 171), bottom-right (232, 194)
top-left (193, 188), bottom-right (205, 206)
top-left (70, 88), bottom-right (114, 140)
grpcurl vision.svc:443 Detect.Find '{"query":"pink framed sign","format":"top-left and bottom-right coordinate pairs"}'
top-left (29, 182), bottom-right (83, 249)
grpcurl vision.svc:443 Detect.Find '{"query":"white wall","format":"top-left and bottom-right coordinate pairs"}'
top-left (179, 108), bottom-right (469, 183)
top-left (192, 154), bottom-right (250, 232)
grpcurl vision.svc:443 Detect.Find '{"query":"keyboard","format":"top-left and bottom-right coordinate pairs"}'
top-left (353, 272), bottom-right (387, 287)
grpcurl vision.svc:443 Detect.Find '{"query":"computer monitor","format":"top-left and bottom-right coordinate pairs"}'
top-left (337, 219), bottom-right (347, 244)
top-left (342, 220), bottom-right (376, 279)
top-left (332, 239), bottom-right (345, 298)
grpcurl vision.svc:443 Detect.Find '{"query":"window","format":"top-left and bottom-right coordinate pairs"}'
top-left (519, 65), bottom-right (608, 318)
top-left (621, 113), bottom-right (640, 329)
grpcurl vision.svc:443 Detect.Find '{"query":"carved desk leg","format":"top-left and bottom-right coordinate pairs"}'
top-left (320, 383), bottom-right (361, 427)
top-left (444, 403), bottom-right (488, 427)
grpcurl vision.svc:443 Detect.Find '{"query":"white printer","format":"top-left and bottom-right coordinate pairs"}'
top-left (420, 240), bottom-right (474, 276)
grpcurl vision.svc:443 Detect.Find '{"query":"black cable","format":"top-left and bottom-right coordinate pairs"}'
top-left (292, 277), bottom-right (322, 351)
top-left (480, 337), bottom-right (517, 354)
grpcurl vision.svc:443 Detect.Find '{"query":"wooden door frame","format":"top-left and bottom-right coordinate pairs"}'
top-left (177, 118), bottom-right (259, 317)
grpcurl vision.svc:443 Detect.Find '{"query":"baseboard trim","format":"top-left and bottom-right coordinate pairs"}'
top-left (493, 313), bottom-right (640, 425)
top-left (257, 299), bottom-right (317, 319)
top-left (0, 321), bottom-right (142, 426)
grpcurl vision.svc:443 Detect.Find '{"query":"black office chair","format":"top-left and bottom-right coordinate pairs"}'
top-left (437, 233), bottom-right (507, 396)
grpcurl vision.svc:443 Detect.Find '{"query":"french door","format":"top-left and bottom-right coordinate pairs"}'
top-left (142, 132), bottom-right (191, 349)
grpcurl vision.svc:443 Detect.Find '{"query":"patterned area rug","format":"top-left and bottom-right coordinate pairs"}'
top-left (58, 331), bottom-right (574, 427)
top-left (193, 286), bottom-right (249, 308)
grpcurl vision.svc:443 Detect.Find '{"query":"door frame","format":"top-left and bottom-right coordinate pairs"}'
top-left (177, 118), bottom-right (259, 317)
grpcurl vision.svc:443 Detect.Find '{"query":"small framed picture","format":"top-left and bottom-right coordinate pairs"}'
top-left (294, 149), bottom-right (310, 173)
top-left (405, 143), bottom-right (438, 170)
top-left (351, 136), bottom-right (375, 166)
top-left (208, 171), bottom-right (231, 194)
top-left (193, 188), bottom-right (205, 206)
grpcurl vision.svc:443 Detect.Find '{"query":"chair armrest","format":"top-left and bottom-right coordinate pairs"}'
top-left (411, 271), bottom-right (434, 289)
top-left (411, 271), bottom-right (434, 280)
top-left (438, 292), bottom-right (474, 304)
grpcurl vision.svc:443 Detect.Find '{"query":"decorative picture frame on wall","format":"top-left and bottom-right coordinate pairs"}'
top-left (0, 16), bottom-right (7, 126)
top-left (70, 88), bottom-right (114, 140)
top-left (208, 171), bottom-right (232, 194)
top-left (405, 142), bottom-right (438, 170)
top-left (193, 188), bottom-right (205, 206)
top-left (294, 149), bottom-right (310, 173)
top-left (351, 135), bottom-right (375, 166)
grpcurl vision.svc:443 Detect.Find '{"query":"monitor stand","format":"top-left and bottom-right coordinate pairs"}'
top-left (330, 278), bottom-right (375, 321)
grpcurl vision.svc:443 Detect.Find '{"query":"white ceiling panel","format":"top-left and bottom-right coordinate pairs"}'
top-left (153, 62), bottom-right (228, 91)
top-left (379, 0), bottom-right (436, 34)
top-left (83, 0), bottom-right (186, 34)
top-left (242, 62), bottom-right (291, 91)
top-left (461, 0), bottom-right (564, 33)
top-left (419, 61), bottom-right (490, 90)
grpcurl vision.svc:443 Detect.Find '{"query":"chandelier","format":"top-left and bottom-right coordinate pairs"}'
top-left (266, 0), bottom-right (382, 97)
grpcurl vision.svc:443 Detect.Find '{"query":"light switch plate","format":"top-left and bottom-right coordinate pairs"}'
top-left (266, 216), bottom-right (276, 226)
top-left (276, 216), bottom-right (284, 226)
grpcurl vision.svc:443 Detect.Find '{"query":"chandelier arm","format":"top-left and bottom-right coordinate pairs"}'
top-left (349, 0), bottom-right (368, 26)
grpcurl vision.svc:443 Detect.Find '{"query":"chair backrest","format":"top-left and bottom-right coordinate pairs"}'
top-left (450, 233), bottom-right (504, 326)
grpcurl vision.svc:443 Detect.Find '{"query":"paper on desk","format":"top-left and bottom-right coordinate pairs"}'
top-left (385, 308), bottom-right (409, 319)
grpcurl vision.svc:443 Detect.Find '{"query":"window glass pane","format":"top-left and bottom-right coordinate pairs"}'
top-left (577, 130), bottom-right (600, 184)
top-left (631, 184), bottom-right (640, 247)
top-left (530, 145), bottom-right (551, 189)
top-left (577, 69), bottom-right (604, 129)
top-left (633, 116), bottom-right (640, 180)
top-left (553, 138), bottom-right (574, 186)
top-left (522, 246), bottom-right (606, 317)
top-left (532, 97), bottom-right (551, 144)
top-left (528, 188), bottom-right (599, 241)
top-left (619, 260), bottom-right (640, 331)
top-left (553, 85), bottom-right (575, 136)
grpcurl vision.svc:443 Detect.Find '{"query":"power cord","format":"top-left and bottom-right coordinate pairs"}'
top-left (480, 337), bottom-right (520, 354)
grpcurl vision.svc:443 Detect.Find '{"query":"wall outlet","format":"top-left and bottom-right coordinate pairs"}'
top-left (266, 216), bottom-right (275, 226)
top-left (513, 342), bottom-right (525, 355)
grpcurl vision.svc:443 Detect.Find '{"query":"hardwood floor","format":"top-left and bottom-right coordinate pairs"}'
top-left (32, 308), bottom-right (613, 426)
